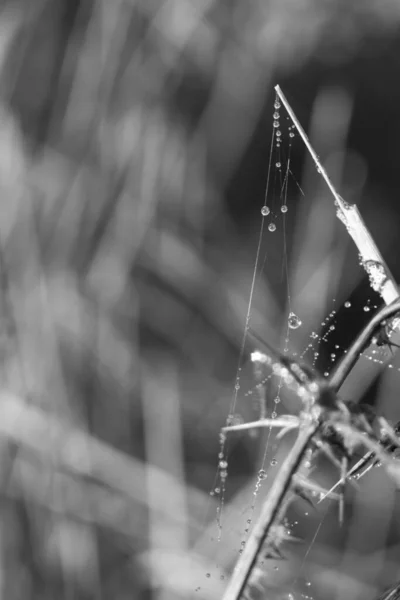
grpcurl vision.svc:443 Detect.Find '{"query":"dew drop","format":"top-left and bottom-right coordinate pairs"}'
top-left (364, 306), bottom-right (370, 312)
top-left (215, 487), bottom-right (220, 494)
top-left (261, 206), bottom-right (270, 216)
top-left (276, 130), bottom-right (282, 137)
top-left (344, 301), bottom-right (351, 308)
top-left (276, 162), bottom-right (281, 168)
top-left (247, 519), bottom-right (252, 524)
top-left (258, 469), bottom-right (267, 479)
top-left (273, 111), bottom-right (280, 120)
top-left (206, 573), bottom-right (210, 578)
top-left (288, 312), bottom-right (302, 330)
top-left (271, 411), bottom-right (277, 418)
top-left (219, 460), bottom-right (228, 469)
top-left (329, 325), bottom-right (335, 330)
top-left (273, 120), bottom-right (280, 128)
top-left (268, 223), bottom-right (276, 232)
top-left (281, 205), bottom-right (288, 213)
top-left (235, 382), bottom-right (240, 390)
top-left (311, 332), bottom-right (318, 339)
top-left (274, 396), bottom-right (281, 404)
top-left (274, 101), bottom-right (281, 109)
top-left (270, 458), bottom-right (277, 466)
top-left (289, 132), bottom-right (295, 138)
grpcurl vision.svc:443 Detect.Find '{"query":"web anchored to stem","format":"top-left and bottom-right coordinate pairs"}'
top-left (222, 298), bottom-right (400, 600)
top-left (221, 86), bottom-right (400, 600)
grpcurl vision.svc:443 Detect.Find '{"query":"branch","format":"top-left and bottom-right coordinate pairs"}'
top-left (275, 85), bottom-right (399, 304)
top-left (221, 418), bottom-right (319, 600)
top-left (329, 297), bottom-right (400, 392)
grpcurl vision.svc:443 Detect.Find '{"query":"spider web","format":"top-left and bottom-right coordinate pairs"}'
top-left (194, 87), bottom-right (400, 600)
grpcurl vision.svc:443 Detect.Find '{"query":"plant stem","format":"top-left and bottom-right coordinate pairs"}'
top-left (221, 420), bottom-right (319, 600)
top-left (329, 297), bottom-right (400, 392)
top-left (275, 85), bottom-right (398, 305)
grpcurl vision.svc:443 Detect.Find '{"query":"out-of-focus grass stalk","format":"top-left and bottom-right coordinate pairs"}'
top-left (142, 355), bottom-right (189, 567)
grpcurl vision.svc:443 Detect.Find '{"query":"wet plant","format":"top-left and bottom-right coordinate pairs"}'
top-left (222, 297), bottom-right (400, 600)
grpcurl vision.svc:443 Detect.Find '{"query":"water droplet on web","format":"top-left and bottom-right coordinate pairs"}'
top-left (273, 120), bottom-right (280, 128)
top-left (219, 460), bottom-right (228, 469)
top-left (329, 325), bottom-right (335, 330)
top-left (206, 573), bottom-right (210, 578)
top-left (289, 132), bottom-right (295, 138)
top-left (274, 396), bottom-right (281, 404)
top-left (276, 130), bottom-right (282, 137)
top-left (273, 111), bottom-right (280, 120)
top-left (274, 101), bottom-right (281, 110)
top-left (364, 306), bottom-right (370, 312)
top-left (258, 469), bottom-right (267, 479)
top-left (215, 487), bottom-right (220, 494)
top-left (276, 162), bottom-right (281, 168)
top-left (270, 458), bottom-right (277, 466)
top-left (261, 206), bottom-right (270, 216)
top-left (311, 331), bottom-right (318, 339)
top-left (268, 223), bottom-right (276, 232)
top-left (271, 411), bottom-right (277, 418)
top-left (281, 205), bottom-right (288, 213)
top-left (344, 301), bottom-right (351, 308)
top-left (288, 312), bottom-right (302, 329)
top-left (235, 382), bottom-right (240, 390)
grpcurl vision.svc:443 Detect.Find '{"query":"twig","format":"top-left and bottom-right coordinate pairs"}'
top-left (328, 297), bottom-right (400, 392)
top-left (375, 581), bottom-right (400, 600)
top-left (275, 84), bottom-right (399, 305)
top-left (221, 419), bottom-right (319, 600)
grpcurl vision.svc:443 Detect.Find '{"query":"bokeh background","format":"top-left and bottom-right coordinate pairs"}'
top-left (0, 1), bottom-right (400, 599)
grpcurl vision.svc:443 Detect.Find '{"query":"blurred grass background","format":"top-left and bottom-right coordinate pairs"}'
top-left (0, 0), bottom-right (399, 599)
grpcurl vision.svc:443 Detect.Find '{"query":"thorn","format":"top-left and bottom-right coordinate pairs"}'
top-left (263, 544), bottom-right (285, 561)
top-left (222, 416), bottom-right (299, 433)
top-left (338, 456), bottom-right (347, 526)
top-left (292, 485), bottom-right (316, 509)
top-left (378, 417), bottom-right (400, 450)
top-left (318, 452), bottom-right (372, 504)
top-left (293, 474), bottom-right (340, 502)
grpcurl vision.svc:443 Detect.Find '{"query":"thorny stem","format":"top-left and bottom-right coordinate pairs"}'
top-left (329, 297), bottom-right (400, 393)
top-left (221, 420), bottom-right (319, 600)
top-left (223, 299), bottom-right (400, 600)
